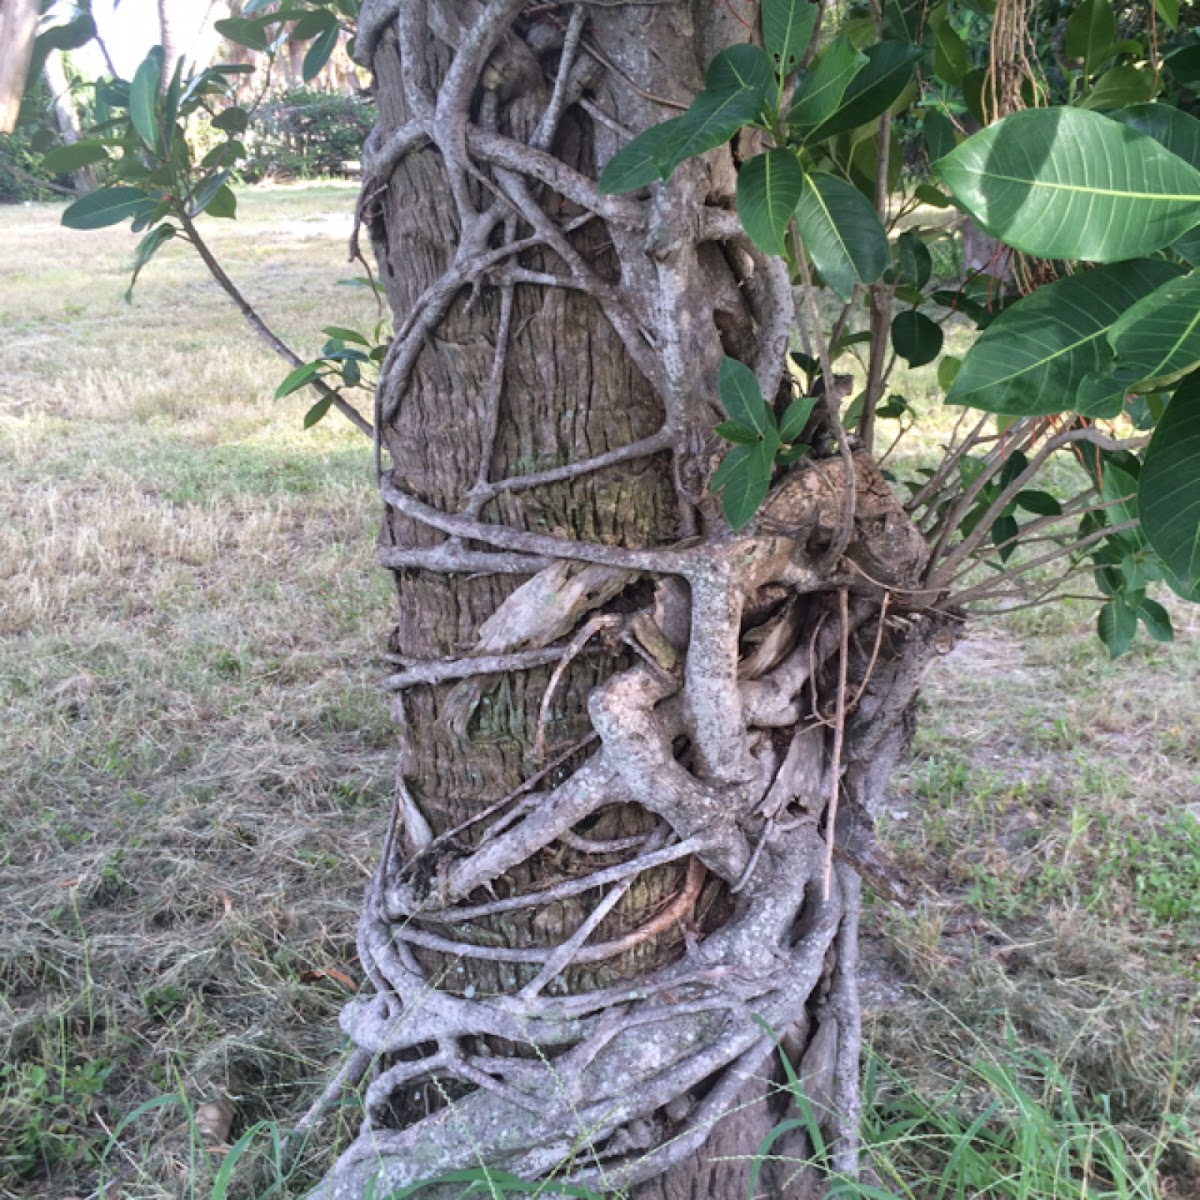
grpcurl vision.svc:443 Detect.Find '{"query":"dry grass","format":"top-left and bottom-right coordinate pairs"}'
top-left (0, 185), bottom-right (389, 1196)
top-left (0, 185), bottom-right (1197, 1199)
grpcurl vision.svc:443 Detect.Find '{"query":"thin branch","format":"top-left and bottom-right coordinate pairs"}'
top-left (382, 644), bottom-right (570, 691)
top-left (822, 589), bottom-right (850, 901)
top-left (794, 244), bottom-right (856, 566)
top-left (470, 429), bottom-right (673, 500)
top-left (932, 426), bottom-right (1148, 583)
top-left (380, 473), bottom-right (696, 575)
top-left (173, 207), bottom-right (373, 438)
top-left (947, 518), bottom-right (1140, 606)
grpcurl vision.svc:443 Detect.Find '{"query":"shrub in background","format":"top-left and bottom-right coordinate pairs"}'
top-left (0, 80), bottom-right (61, 203)
top-left (240, 87), bottom-right (373, 181)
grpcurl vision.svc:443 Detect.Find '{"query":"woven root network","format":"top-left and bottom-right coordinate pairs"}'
top-left (304, 2), bottom-right (962, 1195)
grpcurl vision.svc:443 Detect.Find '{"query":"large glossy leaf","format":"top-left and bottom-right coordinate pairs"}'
top-left (945, 260), bottom-right (1183, 415)
top-left (40, 141), bottom-right (110, 173)
top-left (1066, 0), bottom-right (1117, 78)
top-left (1108, 103), bottom-right (1200, 165)
top-left (933, 19), bottom-right (969, 87)
top-left (1084, 273), bottom-right (1200, 407)
top-left (924, 109), bottom-right (957, 163)
top-left (762, 0), bottom-right (819, 74)
top-left (1139, 371), bottom-right (1200, 590)
top-left (802, 41), bottom-right (923, 143)
top-left (933, 108), bottom-right (1200, 262)
top-left (303, 21), bottom-right (340, 82)
top-left (793, 171), bottom-right (889, 301)
top-left (129, 47), bottom-right (164, 150)
top-left (788, 36), bottom-right (867, 129)
top-left (718, 356), bottom-right (772, 436)
top-left (736, 150), bottom-right (805, 255)
top-left (1077, 66), bottom-right (1154, 111)
top-left (596, 118), bottom-right (687, 193)
top-left (657, 47), bottom-right (772, 176)
top-left (892, 310), bottom-right (943, 366)
top-left (214, 16), bottom-right (273, 51)
top-left (711, 437), bottom-right (777, 530)
top-left (61, 186), bottom-right (159, 230)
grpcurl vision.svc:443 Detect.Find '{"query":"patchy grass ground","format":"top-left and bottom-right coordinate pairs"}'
top-left (0, 186), bottom-right (1196, 1199)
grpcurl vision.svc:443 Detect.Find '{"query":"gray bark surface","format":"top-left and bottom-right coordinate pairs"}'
top-left (306, 4), bottom-right (954, 1196)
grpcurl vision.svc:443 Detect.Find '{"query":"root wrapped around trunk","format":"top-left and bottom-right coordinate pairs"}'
top-left (313, 446), bottom-right (953, 1198)
top-left (308, 3), bottom-right (958, 1195)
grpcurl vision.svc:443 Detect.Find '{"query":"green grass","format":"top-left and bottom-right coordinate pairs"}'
top-left (0, 186), bottom-right (1197, 1198)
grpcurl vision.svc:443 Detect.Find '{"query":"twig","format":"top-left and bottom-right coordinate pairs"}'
top-left (173, 207), bottom-right (372, 438)
top-left (823, 589), bottom-right (850, 900)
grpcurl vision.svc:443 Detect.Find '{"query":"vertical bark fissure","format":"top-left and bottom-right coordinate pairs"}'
top-left (309, 4), bottom-right (956, 1196)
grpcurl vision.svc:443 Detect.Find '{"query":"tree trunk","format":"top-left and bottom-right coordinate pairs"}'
top-left (156, 0), bottom-right (183, 85)
top-left (42, 52), bottom-right (95, 192)
top-left (0, 0), bottom-right (40, 134)
top-left (309, 3), bottom-right (953, 1196)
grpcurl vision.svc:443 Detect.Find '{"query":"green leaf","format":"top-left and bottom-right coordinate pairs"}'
top-left (303, 22), bottom-right (340, 81)
top-left (1165, 44), bottom-right (1200, 88)
top-left (718, 356), bottom-right (773, 436)
top-left (1014, 490), bottom-right (1063, 516)
top-left (1097, 465), bottom-right (1142, 548)
top-left (1138, 597), bottom-right (1175, 641)
top-left (129, 47), bottom-right (165, 150)
top-left (291, 9), bottom-right (337, 39)
top-left (1139, 372), bottom-right (1200, 591)
top-left (188, 169), bottom-right (230, 216)
top-left (1099, 272), bottom-right (1200, 394)
top-left (41, 141), bottom-right (110, 173)
top-left (1108, 104), bottom-right (1200, 170)
top-left (933, 108), bottom-right (1200, 263)
top-left (945, 260), bottom-right (1183, 415)
top-left (204, 185), bottom-right (238, 219)
top-left (934, 20), bottom-right (970, 87)
top-left (897, 230), bottom-right (932, 288)
top-left (762, 0), bottom-right (820, 74)
top-left (789, 36), bottom-right (867, 129)
top-left (655, 46), bottom-right (772, 176)
top-left (596, 118), bottom-right (687, 193)
top-left (803, 41), bottom-right (924, 143)
top-left (211, 105), bottom-right (249, 133)
top-left (736, 149), bottom-right (805, 256)
top-left (923, 110), bottom-right (957, 165)
top-left (937, 355), bottom-right (962, 390)
top-left (780, 394), bottom-right (820, 441)
top-left (322, 325), bottom-right (371, 346)
top-left (991, 513), bottom-right (1019, 562)
top-left (915, 182), bottom-right (953, 208)
top-left (1066, 0), bottom-right (1117, 78)
top-left (1154, 0), bottom-right (1179, 29)
top-left (61, 186), bottom-right (159, 230)
top-left (124, 222), bottom-right (176, 301)
top-left (794, 171), bottom-right (890, 302)
top-left (303, 395), bottom-right (335, 428)
top-left (891, 310), bottom-right (943, 367)
top-left (712, 438), bottom-right (777, 530)
top-left (276, 361), bottom-right (322, 399)
top-left (1097, 596), bottom-right (1138, 656)
top-left (215, 16), bottom-right (274, 52)
top-left (714, 420), bottom-right (763, 444)
top-left (1077, 66), bottom-right (1155, 112)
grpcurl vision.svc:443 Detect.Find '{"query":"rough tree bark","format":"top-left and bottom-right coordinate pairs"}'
top-left (307, 2), bottom-right (956, 1196)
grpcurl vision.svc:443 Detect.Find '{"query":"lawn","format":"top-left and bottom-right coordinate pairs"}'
top-left (0, 184), bottom-right (1196, 1199)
